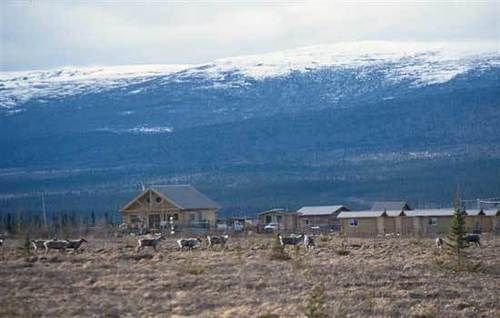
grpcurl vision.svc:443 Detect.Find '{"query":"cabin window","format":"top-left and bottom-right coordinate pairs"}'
top-left (130, 215), bottom-right (140, 223)
top-left (265, 215), bottom-right (272, 224)
top-left (148, 214), bottom-right (161, 229)
top-left (305, 219), bottom-right (310, 225)
top-left (156, 197), bottom-right (162, 203)
top-left (349, 219), bottom-right (359, 227)
top-left (173, 214), bottom-right (179, 221)
top-left (429, 217), bottom-right (438, 226)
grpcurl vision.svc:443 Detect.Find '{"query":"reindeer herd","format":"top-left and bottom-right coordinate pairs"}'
top-left (0, 231), bottom-right (483, 256)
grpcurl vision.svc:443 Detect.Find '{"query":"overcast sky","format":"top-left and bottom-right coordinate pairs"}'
top-left (1, 0), bottom-right (499, 71)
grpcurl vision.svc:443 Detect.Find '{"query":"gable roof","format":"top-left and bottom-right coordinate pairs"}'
top-left (297, 205), bottom-right (349, 216)
top-left (482, 209), bottom-right (500, 216)
top-left (121, 185), bottom-right (220, 211)
top-left (151, 185), bottom-right (220, 210)
top-left (465, 209), bottom-right (482, 216)
top-left (337, 211), bottom-right (386, 218)
top-left (371, 201), bottom-right (411, 211)
top-left (258, 208), bottom-right (293, 216)
top-left (405, 209), bottom-right (455, 217)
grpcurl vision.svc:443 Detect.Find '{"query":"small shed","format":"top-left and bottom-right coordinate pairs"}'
top-left (405, 209), bottom-right (455, 236)
top-left (297, 205), bottom-right (350, 231)
top-left (337, 211), bottom-right (386, 236)
top-left (477, 209), bottom-right (500, 233)
top-left (464, 209), bottom-right (486, 233)
top-left (257, 208), bottom-right (297, 232)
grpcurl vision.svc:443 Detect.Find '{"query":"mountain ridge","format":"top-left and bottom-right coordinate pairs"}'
top-left (0, 42), bottom-right (499, 214)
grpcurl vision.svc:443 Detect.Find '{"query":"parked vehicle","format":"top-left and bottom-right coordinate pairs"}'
top-left (264, 223), bottom-right (279, 232)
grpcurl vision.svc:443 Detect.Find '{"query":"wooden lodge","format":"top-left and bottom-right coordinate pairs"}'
top-left (120, 185), bottom-right (220, 230)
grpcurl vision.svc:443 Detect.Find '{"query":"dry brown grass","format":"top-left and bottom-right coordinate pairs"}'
top-left (0, 235), bottom-right (498, 317)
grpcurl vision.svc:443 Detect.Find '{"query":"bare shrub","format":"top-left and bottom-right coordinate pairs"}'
top-left (179, 256), bottom-right (206, 275)
top-left (318, 234), bottom-right (330, 242)
top-left (269, 235), bottom-right (290, 261)
top-left (304, 284), bottom-right (327, 318)
top-left (335, 249), bottom-right (350, 256)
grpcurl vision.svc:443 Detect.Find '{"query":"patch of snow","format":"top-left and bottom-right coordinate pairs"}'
top-left (96, 126), bottom-right (174, 135)
top-left (128, 126), bottom-right (174, 134)
top-left (119, 110), bottom-right (135, 116)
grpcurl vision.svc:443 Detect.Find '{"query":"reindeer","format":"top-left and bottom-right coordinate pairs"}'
top-left (206, 235), bottom-right (229, 249)
top-left (277, 233), bottom-right (304, 247)
top-left (66, 238), bottom-right (88, 251)
top-left (44, 240), bottom-right (69, 254)
top-left (465, 234), bottom-right (481, 247)
top-left (304, 235), bottom-right (315, 250)
top-left (177, 238), bottom-right (203, 251)
top-left (136, 235), bottom-right (166, 253)
top-left (435, 237), bottom-right (444, 249)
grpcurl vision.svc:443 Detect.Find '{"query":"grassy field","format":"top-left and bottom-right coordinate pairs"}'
top-left (0, 234), bottom-right (498, 317)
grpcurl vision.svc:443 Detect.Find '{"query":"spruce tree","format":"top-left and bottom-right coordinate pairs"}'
top-left (447, 192), bottom-right (467, 269)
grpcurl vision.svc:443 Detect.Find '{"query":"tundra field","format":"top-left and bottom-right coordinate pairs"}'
top-left (0, 235), bottom-right (498, 317)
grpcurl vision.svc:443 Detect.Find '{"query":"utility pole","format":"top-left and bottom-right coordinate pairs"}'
top-left (41, 192), bottom-right (47, 230)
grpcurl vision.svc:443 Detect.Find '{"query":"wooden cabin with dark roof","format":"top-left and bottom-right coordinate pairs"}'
top-left (297, 205), bottom-right (350, 231)
top-left (120, 185), bottom-right (220, 230)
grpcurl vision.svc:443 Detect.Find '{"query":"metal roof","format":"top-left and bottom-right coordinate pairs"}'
top-left (337, 211), bottom-right (385, 218)
top-left (151, 185), bottom-right (220, 210)
top-left (386, 210), bottom-right (405, 217)
top-left (258, 208), bottom-right (293, 216)
top-left (483, 209), bottom-right (500, 216)
top-left (297, 205), bottom-right (348, 216)
top-left (371, 201), bottom-right (411, 211)
top-left (405, 209), bottom-right (455, 217)
top-left (465, 209), bottom-right (482, 216)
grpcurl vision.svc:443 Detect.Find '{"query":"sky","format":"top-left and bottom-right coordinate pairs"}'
top-left (1, 0), bottom-right (499, 71)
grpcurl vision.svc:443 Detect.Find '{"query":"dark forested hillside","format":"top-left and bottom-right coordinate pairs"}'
top-left (0, 61), bottom-right (499, 216)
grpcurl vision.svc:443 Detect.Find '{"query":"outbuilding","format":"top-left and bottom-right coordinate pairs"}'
top-left (404, 209), bottom-right (455, 236)
top-left (297, 205), bottom-right (350, 231)
top-left (337, 211), bottom-right (386, 236)
top-left (258, 208), bottom-right (297, 232)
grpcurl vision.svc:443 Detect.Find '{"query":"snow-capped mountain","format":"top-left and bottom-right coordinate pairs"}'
top-left (0, 41), bottom-right (499, 213)
top-left (1, 41), bottom-right (498, 109)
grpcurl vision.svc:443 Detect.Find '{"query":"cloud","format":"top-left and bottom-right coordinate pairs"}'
top-left (1, 0), bottom-right (498, 71)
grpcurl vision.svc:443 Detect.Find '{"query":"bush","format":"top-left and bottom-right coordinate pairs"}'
top-left (269, 235), bottom-right (290, 261)
top-left (335, 249), bottom-right (350, 256)
top-left (305, 285), bottom-right (327, 318)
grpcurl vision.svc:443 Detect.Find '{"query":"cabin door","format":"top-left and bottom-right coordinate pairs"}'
top-left (148, 214), bottom-right (161, 229)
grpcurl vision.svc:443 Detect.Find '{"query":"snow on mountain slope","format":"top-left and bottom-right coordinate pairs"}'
top-left (185, 41), bottom-right (499, 83)
top-left (1, 41), bottom-right (498, 109)
top-left (0, 64), bottom-right (191, 109)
